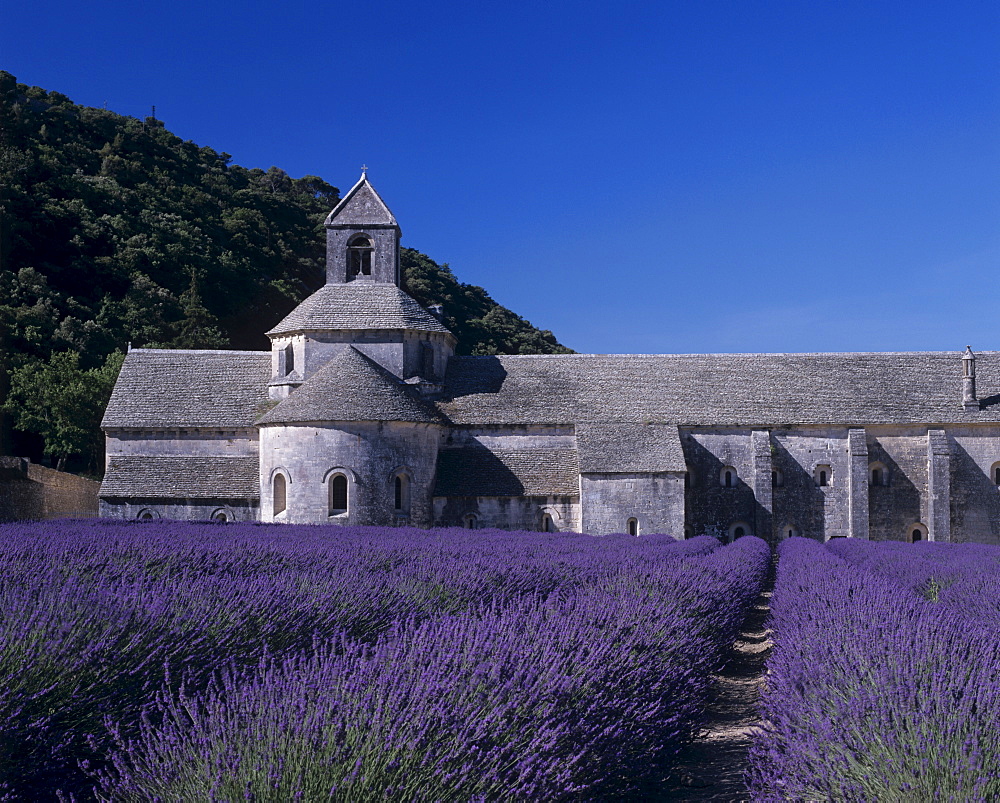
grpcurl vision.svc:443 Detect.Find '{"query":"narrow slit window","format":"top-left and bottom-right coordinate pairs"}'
top-left (329, 474), bottom-right (348, 514)
top-left (273, 474), bottom-right (287, 516)
top-left (819, 470), bottom-right (828, 487)
top-left (393, 474), bottom-right (410, 513)
top-left (627, 518), bottom-right (638, 536)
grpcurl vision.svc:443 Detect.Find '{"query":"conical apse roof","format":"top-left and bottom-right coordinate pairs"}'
top-left (257, 347), bottom-right (443, 425)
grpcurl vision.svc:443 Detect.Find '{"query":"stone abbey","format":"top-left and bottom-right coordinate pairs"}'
top-left (101, 174), bottom-right (1000, 544)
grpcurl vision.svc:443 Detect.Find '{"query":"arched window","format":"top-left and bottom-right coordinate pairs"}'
top-left (814, 464), bottom-right (832, 488)
top-left (909, 522), bottom-right (928, 542)
top-left (721, 466), bottom-right (737, 488)
top-left (137, 509), bottom-right (156, 521)
top-left (542, 513), bottom-right (556, 532)
top-left (728, 522), bottom-right (752, 541)
top-left (211, 508), bottom-right (231, 523)
top-left (627, 518), bottom-right (638, 536)
top-left (772, 469), bottom-right (783, 488)
top-left (463, 513), bottom-right (477, 530)
top-left (781, 524), bottom-right (800, 539)
top-left (991, 461), bottom-right (1000, 486)
top-left (393, 473), bottom-right (410, 513)
top-left (329, 474), bottom-right (348, 515)
top-left (273, 473), bottom-right (287, 516)
top-left (348, 235), bottom-right (373, 277)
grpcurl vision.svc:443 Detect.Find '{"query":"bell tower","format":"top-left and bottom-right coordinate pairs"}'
top-left (324, 171), bottom-right (401, 286)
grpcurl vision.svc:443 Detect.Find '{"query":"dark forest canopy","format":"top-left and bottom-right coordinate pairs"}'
top-left (0, 72), bottom-right (571, 470)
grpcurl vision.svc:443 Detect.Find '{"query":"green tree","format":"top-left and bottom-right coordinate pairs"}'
top-left (4, 350), bottom-right (123, 471)
top-left (173, 271), bottom-right (228, 349)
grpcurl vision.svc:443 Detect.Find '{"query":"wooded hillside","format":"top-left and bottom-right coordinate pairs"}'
top-left (0, 72), bottom-right (571, 471)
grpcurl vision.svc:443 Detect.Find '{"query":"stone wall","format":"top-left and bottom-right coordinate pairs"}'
top-left (99, 497), bottom-right (258, 522)
top-left (0, 457), bottom-right (100, 521)
top-left (676, 425), bottom-right (1000, 544)
top-left (259, 421), bottom-right (442, 526)
top-left (580, 473), bottom-right (684, 536)
top-left (433, 495), bottom-right (579, 532)
top-left (771, 428), bottom-right (851, 541)
top-left (950, 427), bottom-right (1000, 544)
top-left (682, 429), bottom-right (762, 540)
top-left (866, 430), bottom-right (928, 542)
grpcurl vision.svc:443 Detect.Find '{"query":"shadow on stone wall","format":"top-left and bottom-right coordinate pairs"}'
top-left (770, 439), bottom-right (826, 542)
top-left (950, 441), bottom-right (1000, 545)
top-left (0, 458), bottom-right (100, 522)
top-left (867, 440), bottom-right (920, 542)
top-left (683, 439), bottom-right (757, 541)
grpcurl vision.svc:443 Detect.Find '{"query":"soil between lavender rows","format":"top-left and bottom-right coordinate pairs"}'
top-left (654, 584), bottom-right (774, 801)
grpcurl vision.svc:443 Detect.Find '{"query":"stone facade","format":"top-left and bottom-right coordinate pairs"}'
top-left (100, 174), bottom-right (1000, 544)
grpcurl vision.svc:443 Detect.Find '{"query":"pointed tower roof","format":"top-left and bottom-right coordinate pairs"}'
top-left (257, 347), bottom-right (443, 425)
top-left (325, 172), bottom-right (398, 227)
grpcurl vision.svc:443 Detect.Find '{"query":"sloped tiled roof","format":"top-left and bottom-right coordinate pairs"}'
top-left (266, 283), bottom-right (451, 336)
top-left (257, 347), bottom-right (443, 425)
top-left (324, 174), bottom-right (398, 227)
top-left (100, 456), bottom-right (259, 498)
top-left (434, 445), bottom-right (580, 497)
top-left (576, 422), bottom-right (686, 473)
top-left (437, 352), bottom-right (1000, 427)
top-left (102, 350), bottom-right (272, 429)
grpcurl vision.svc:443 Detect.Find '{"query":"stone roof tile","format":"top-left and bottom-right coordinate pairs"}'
top-left (100, 456), bottom-right (259, 498)
top-left (257, 347), bottom-right (443, 425)
top-left (102, 350), bottom-right (272, 429)
top-left (266, 283), bottom-right (451, 336)
top-left (437, 352), bottom-right (1000, 427)
top-left (324, 174), bottom-right (398, 227)
top-left (576, 422), bottom-right (685, 473)
top-left (434, 445), bottom-right (580, 496)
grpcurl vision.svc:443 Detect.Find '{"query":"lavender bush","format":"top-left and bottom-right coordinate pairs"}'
top-left (749, 537), bottom-right (1000, 801)
top-left (0, 521), bottom-right (766, 799)
top-left (827, 536), bottom-right (1000, 626)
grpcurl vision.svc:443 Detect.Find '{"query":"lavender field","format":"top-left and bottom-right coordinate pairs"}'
top-left (0, 520), bottom-right (769, 800)
top-left (750, 537), bottom-right (1000, 801)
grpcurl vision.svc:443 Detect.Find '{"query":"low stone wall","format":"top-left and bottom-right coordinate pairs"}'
top-left (0, 458), bottom-right (100, 521)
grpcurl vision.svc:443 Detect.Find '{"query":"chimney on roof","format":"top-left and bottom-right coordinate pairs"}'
top-left (962, 346), bottom-right (978, 410)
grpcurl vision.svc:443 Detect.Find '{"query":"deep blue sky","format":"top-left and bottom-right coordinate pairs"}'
top-left (5, 0), bottom-right (999, 354)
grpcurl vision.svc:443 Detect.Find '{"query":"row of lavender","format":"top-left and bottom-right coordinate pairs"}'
top-left (750, 537), bottom-right (1000, 801)
top-left (0, 520), bottom-right (769, 800)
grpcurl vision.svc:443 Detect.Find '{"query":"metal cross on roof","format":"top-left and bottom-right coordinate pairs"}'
top-left (361, 164), bottom-right (369, 174)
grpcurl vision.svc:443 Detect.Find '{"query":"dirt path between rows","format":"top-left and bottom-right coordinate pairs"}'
top-left (656, 581), bottom-right (774, 801)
